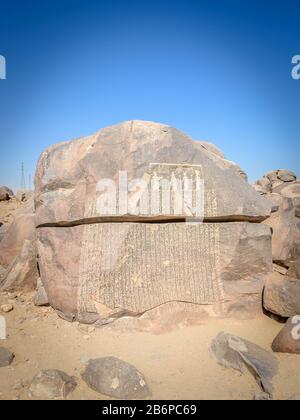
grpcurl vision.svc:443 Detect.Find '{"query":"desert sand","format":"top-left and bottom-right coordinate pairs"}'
top-left (0, 291), bottom-right (299, 400)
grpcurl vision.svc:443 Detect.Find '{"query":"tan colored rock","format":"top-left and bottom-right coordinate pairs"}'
top-left (0, 198), bottom-right (35, 267)
top-left (0, 303), bottom-right (13, 313)
top-left (273, 263), bottom-right (288, 276)
top-left (272, 316), bottom-right (300, 354)
top-left (0, 239), bottom-right (38, 292)
top-left (29, 370), bottom-right (77, 399)
top-left (263, 273), bottom-right (300, 317)
top-left (37, 222), bottom-right (272, 323)
top-left (273, 181), bottom-right (300, 218)
top-left (34, 121), bottom-right (273, 226)
top-left (0, 186), bottom-right (13, 201)
top-left (34, 122), bottom-right (275, 324)
top-left (263, 194), bottom-right (300, 266)
top-left (82, 357), bottom-right (150, 399)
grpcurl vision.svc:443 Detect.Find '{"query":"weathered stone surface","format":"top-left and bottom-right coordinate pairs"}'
top-left (211, 332), bottom-right (278, 395)
top-left (271, 316), bottom-right (300, 354)
top-left (0, 186), bottom-right (13, 201)
top-left (287, 259), bottom-right (300, 279)
top-left (35, 121), bottom-right (273, 225)
top-left (0, 223), bottom-right (8, 242)
top-left (29, 369), bottom-right (77, 399)
top-left (0, 348), bottom-right (14, 367)
top-left (0, 239), bottom-right (38, 292)
top-left (82, 357), bottom-right (150, 399)
top-left (277, 170), bottom-right (297, 183)
top-left (263, 194), bottom-right (300, 266)
top-left (255, 170), bottom-right (297, 193)
top-left (34, 278), bottom-right (49, 306)
top-left (0, 198), bottom-right (35, 267)
top-left (199, 141), bottom-right (225, 159)
top-left (37, 222), bottom-right (272, 323)
top-left (263, 273), bottom-right (300, 317)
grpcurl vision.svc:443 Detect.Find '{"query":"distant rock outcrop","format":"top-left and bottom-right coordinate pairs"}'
top-left (255, 170), bottom-right (300, 320)
top-left (0, 186), bottom-right (13, 201)
top-left (263, 194), bottom-right (300, 267)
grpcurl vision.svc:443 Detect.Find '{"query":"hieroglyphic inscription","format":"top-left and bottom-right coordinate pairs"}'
top-left (78, 222), bottom-right (224, 315)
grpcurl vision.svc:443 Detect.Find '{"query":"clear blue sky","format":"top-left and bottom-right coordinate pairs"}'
top-left (0, 0), bottom-right (299, 191)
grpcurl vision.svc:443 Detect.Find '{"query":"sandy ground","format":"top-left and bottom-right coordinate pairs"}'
top-left (0, 291), bottom-right (299, 400)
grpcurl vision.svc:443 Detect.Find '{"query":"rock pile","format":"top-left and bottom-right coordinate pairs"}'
top-left (254, 170), bottom-right (300, 355)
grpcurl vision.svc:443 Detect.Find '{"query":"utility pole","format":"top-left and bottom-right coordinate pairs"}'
top-left (21, 161), bottom-right (26, 190)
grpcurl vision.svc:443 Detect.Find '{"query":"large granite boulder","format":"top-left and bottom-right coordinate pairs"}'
top-left (35, 121), bottom-right (272, 225)
top-left (0, 198), bottom-right (35, 267)
top-left (35, 121), bottom-right (274, 324)
top-left (37, 222), bottom-right (272, 323)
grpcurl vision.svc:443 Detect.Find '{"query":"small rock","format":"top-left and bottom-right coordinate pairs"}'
top-left (273, 263), bottom-right (288, 276)
top-left (80, 356), bottom-right (90, 365)
top-left (34, 280), bottom-right (49, 307)
top-left (82, 357), bottom-right (151, 399)
top-left (211, 332), bottom-right (278, 396)
top-left (253, 392), bottom-right (273, 400)
top-left (13, 381), bottom-right (24, 391)
top-left (29, 369), bottom-right (77, 399)
top-left (0, 348), bottom-right (15, 367)
top-left (0, 304), bottom-right (13, 313)
top-left (7, 292), bottom-right (18, 299)
top-left (272, 316), bottom-right (300, 354)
